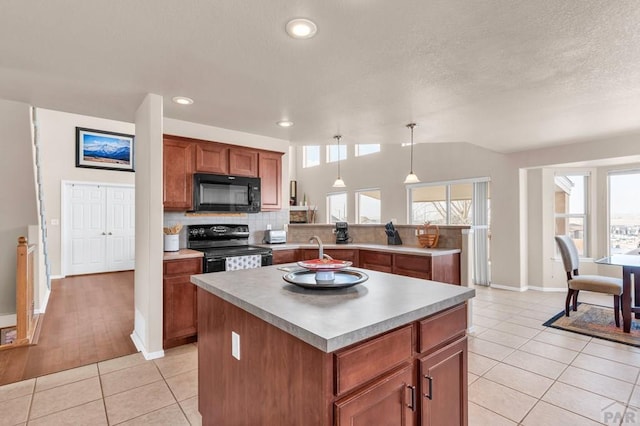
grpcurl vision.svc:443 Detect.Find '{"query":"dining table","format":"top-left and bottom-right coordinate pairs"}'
top-left (595, 254), bottom-right (640, 333)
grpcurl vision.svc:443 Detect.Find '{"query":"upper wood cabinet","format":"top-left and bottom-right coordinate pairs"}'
top-left (195, 142), bottom-right (229, 174)
top-left (229, 148), bottom-right (259, 177)
top-left (163, 134), bottom-right (284, 211)
top-left (259, 151), bottom-right (283, 211)
top-left (163, 136), bottom-right (194, 211)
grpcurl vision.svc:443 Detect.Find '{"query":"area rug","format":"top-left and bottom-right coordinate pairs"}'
top-left (543, 303), bottom-right (640, 348)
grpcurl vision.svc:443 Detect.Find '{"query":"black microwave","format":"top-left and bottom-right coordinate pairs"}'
top-left (193, 173), bottom-right (261, 213)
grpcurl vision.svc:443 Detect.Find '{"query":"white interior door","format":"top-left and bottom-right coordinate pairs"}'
top-left (106, 186), bottom-right (135, 271)
top-left (65, 182), bottom-right (135, 275)
top-left (68, 184), bottom-right (107, 275)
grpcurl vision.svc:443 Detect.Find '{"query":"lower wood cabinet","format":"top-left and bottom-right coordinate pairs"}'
top-left (359, 250), bottom-right (393, 273)
top-left (198, 288), bottom-right (467, 425)
top-left (272, 247), bottom-right (460, 284)
top-left (335, 363), bottom-right (416, 426)
top-left (419, 337), bottom-right (467, 426)
top-left (163, 257), bottom-right (202, 349)
top-left (272, 249), bottom-right (299, 264)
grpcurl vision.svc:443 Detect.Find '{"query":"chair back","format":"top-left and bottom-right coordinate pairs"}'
top-left (555, 235), bottom-right (580, 275)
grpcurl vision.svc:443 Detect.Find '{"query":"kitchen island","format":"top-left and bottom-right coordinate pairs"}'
top-left (192, 265), bottom-right (475, 425)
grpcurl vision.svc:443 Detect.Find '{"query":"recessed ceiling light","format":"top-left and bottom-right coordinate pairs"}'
top-left (277, 120), bottom-right (294, 128)
top-left (285, 18), bottom-right (317, 39)
top-left (172, 96), bottom-right (194, 105)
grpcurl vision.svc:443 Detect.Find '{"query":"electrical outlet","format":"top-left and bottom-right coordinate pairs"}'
top-left (266, 224), bottom-right (272, 230)
top-left (51, 218), bottom-right (60, 226)
top-left (232, 331), bottom-right (240, 360)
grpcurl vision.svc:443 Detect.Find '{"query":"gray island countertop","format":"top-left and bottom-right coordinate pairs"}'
top-left (191, 265), bottom-right (475, 352)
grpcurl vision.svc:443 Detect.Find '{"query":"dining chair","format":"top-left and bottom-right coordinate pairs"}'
top-left (555, 235), bottom-right (623, 327)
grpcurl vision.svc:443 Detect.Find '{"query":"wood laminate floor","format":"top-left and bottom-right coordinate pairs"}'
top-left (0, 271), bottom-right (137, 386)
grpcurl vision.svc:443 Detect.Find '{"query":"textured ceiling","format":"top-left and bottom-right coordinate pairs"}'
top-left (1, 1), bottom-right (639, 152)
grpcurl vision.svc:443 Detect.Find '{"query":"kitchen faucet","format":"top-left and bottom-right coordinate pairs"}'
top-left (309, 235), bottom-right (324, 260)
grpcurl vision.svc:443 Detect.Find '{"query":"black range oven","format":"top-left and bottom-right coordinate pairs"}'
top-left (187, 224), bottom-right (272, 273)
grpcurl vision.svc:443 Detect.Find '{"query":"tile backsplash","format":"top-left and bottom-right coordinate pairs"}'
top-left (164, 210), bottom-right (289, 248)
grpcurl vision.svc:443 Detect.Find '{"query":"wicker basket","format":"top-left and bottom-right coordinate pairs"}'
top-left (417, 223), bottom-right (439, 248)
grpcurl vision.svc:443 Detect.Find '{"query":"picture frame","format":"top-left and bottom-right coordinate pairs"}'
top-left (76, 127), bottom-right (135, 172)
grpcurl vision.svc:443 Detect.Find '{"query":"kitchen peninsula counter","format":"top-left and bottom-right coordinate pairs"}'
top-left (193, 266), bottom-right (474, 425)
top-left (260, 242), bottom-right (460, 257)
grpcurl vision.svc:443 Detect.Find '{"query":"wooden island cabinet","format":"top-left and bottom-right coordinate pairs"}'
top-left (194, 265), bottom-right (472, 426)
top-left (162, 134), bottom-right (283, 212)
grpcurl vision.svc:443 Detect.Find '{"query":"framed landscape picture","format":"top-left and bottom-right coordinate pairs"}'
top-left (76, 127), bottom-right (135, 172)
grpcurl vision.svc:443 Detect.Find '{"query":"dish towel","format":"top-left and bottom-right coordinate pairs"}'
top-left (225, 255), bottom-right (262, 271)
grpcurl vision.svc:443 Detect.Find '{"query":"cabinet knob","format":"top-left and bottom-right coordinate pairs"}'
top-left (101, 232), bottom-right (106, 235)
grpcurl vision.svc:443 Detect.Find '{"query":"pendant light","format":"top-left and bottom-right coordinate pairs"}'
top-left (332, 135), bottom-right (346, 188)
top-left (404, 123), bottom-right (420, 184)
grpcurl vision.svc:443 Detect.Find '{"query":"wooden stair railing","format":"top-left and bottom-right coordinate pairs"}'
top-left (3, 236), bottom-right (39, 348)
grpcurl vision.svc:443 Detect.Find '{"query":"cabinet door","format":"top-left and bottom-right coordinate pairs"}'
top-left (335, 363), bottom-right (416, 426)
top-left (393, 254), bottom-right (431, 280)
top-left (259, 151), bottom-right (283, 211)
top-left (163, 259), bottom-right (202, 349)
top-left (163, 138), bottom-right (194, 210)
top-left (359, 250), bottom-right (393, 273)
top-left (229, 148), bottom-right (258, 177)
top-left (431, 253), bottom-right (461, 285)
top-left (419, 337), bottom-right (467, 426)
top-left (272, 249), bottom-right (300, 264)
top-left (195, 142), bottom-right (229, 174)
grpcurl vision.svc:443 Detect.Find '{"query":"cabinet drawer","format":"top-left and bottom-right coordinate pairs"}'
top-left (164, 258), bottom-right (202, 275)
top-left (272, 249), bottom-right (299, 264)
top-left (335, 325), bottom-right (413, 396)
top-left (419, 304), bottom-right (466, 354)
top-left (359, 250), bottom-right (392, 272)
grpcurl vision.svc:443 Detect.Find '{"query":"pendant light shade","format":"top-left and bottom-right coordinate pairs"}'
top-left (404, 123), bottom-right (420, 184)
top-left (332, 135), bottom-right (346, 188)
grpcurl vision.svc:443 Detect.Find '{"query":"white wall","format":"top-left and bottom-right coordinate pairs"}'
top-left (295, 141), bottom-right (523, 289)
top-left (132, 94), bottom-right (164, 359)
top-left (37, 109), bottom-right (135, 276)
top-left (294, 133), bottom-right (640, 290)
top-left (0, 99), bottom-right (38, 315)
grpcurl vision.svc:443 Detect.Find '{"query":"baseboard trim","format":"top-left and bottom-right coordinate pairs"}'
top-left (489, 283), bottom-right (528, 292)
top-left (50, 275), bottom-right (65, 280)
top-left (35, 287), bottom-right (51, 314)
top-left (130, 332), bottom-right (164, 360)
top-left (527, 286), bottom-right (567, 292)
top-left (0, 314), bottom-right (16, 328)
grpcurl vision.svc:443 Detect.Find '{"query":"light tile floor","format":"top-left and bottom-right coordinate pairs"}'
top-left (0, 343), bottom-right (200, 425)
top-left (2, 286), bottom-right (640, 425)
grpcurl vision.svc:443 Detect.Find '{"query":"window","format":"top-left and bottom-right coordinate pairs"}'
top-left (327, 144), bottom-right (347, 163)
top-left (327, 192), bottom-right (347, 223)
top-left (303, 146), bottom-right (320, 168)
top-left (554, 174), bottom-right (588, 256)
top-left (608, 171), bottom-right (640, 255)
top-left (410, 185), bottom-right (447, 224)
top-left (408, 179), bottom-right (491, 285)
top-left (355, 144), bottom-right (380, 157)
top-left (356, 190), bottom-right (381, 224)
